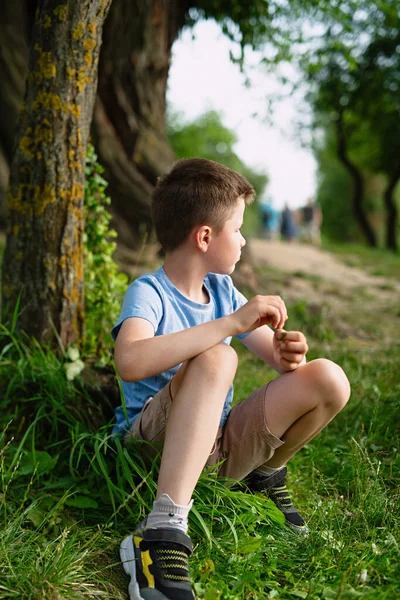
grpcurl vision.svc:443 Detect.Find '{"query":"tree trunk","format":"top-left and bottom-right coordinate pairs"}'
top-left (92, 0), bottom-right (189, 248)
top-left (383, 169), bottom-right (399, 252)
top-left (0, 0), bottom-right (191, 248)
top-left (335, 113), bottom-right (377, 247)
top-left (1, 0), bottom-right (111, 346)
top-left (0, 0), bottom-right (37, 229)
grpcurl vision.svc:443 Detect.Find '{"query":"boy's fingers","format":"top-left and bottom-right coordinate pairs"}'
top-left (279, 351), bottom-right (305, 363)
top-left (274, 328), bottom-right (288, 341)
top-left (278, 330), bottom-right (306, 342)
top-left (279, 357), bottom-right (299, 371)
top-left (280, 341), bottom-right (308, 353)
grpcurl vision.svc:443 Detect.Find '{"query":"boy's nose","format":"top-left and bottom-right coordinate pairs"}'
top-left (240, 234), bottom-right (246, 247)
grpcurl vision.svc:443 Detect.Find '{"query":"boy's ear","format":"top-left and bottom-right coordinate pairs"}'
top-left (195, 225), bottom-right (212, 253)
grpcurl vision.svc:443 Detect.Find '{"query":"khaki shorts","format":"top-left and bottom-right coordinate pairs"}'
top-left (124, 381), bottom-right (284, 482)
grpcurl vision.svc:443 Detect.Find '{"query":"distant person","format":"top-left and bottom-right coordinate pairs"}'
top-left (112, 158), bottom-right (350, 600)
top-left (280, 203), bottom-right (297, 242)
top-left (260, 201), bottom-right (280, 240)
top-left (301, 197), bottom-right (322, 246)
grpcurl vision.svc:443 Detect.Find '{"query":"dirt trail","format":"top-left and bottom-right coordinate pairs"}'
top-left (249, 239), bottom-right (398, 292)
top-left (239, 239), bottom-right (399, 344)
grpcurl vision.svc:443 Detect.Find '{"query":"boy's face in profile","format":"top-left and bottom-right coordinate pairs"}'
top-left (207, 197), bottom-right (246, 275)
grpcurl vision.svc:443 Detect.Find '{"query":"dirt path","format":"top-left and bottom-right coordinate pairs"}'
top-left (237, 240), bottom-right (399, 344)
top-left (249, 239), bottom-right (398, 292)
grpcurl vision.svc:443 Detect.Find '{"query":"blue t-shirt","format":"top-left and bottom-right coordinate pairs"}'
top-left (111, 267), bottom-right (249, 436)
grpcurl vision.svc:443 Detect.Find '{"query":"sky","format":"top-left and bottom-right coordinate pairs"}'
top-left (167, 20), bottom-right (317, 210)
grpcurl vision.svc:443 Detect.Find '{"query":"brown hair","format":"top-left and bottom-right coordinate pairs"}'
top-left (152, 158), bottom-right (255, 251)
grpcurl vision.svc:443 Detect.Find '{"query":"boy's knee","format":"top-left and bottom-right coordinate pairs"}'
top-left (193, 343), bottom-right (238, 381)
top-left (308, 358), bottom-right (351, 411)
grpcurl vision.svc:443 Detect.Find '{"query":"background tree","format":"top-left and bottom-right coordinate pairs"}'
top-left (355, 31), bottom-right (400, 251)
top-left (299, 0), bottom-right (400, 249)
top-left (0, 0), bottom-right (35, 230)
top-left (0, 0), bottom-right (297, 344)
top-left (314, 122), bottom-right (384, 244)
top-left (1, 0), bottom-right (111, 345)
top-left (4, 0), bottom-right (399, 345)
top-left (0, 0), bottom-right (306, 247)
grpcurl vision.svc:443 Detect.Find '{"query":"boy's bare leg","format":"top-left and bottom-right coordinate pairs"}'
top-left (242, 358), bottom-right (350, 533)
top-left (157, 343), bottom-right (238, 505)
top-left (262, 358), bottom-right (350, 468)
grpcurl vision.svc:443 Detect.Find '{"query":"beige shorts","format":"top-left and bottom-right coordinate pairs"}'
top-left (124, 381), bottom-right (284, 482)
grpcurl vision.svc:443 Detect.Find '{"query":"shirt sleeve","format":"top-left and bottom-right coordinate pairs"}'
top-left (231, 282), bottom-right (251, 340)
top-left (111, 276), bottom-right (164, 340)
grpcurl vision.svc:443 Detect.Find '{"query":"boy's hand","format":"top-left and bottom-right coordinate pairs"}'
top-left (231, 295), bottom-right (288, 335)
top-left (273, 329), bottom-right (308, 372)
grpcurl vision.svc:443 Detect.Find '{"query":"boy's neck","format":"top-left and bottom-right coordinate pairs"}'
top-left (163, 249), bottom-right (209, 304)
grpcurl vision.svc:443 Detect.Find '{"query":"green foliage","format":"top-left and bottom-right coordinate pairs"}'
top-left (0, 246), bottom-right (400, 597)
top-left (168, 110), bottom-right (268, 236)
top-left (298, 1), bottom-right (400, 248)
top-left (314, 124), bottom-right (371, 243)
top-left (83, 144), bottom-right (128, 362)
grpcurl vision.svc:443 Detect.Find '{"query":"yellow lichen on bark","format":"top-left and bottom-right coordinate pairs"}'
top-left (53, 5), bottom-right (68, 21)
top-left (69, 104), bottom-right (81, 119)
top-left (38, 184), bottom-right (57, 213)
top-left (68, 148), bottom-right (82, 173)
top-left (43, 15), bottom-right (52, 28)
top-left (34, 124), bottom-right (54, 145)
top-left (66, 67), bottom-right (93, 92)
top-left (84, 52), bottom-right (93, 68)
top-left (31, 92), bottom-right (81, 119)
top-left (8, 183), bottom-right (57, 216)
top-left (38, 51), bottom-right (57, 79)
top-left (19, 136), bottom-right (34, 159)
top-left (73, 23), bottom-right (85, 40)
top-left (83, 38), bottom-right (96, 67)
top-left (87, 21), bottom-right (97, 36)
top-left (32, 91), bottom-right (64, 112)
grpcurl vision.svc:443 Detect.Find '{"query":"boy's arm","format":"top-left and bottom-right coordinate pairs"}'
top-left (114, 316), bottom-right (233, 382)
top-left (242, 325), bottom-right (308, 374)
top-left (114, 294), bottom-right (288, 382)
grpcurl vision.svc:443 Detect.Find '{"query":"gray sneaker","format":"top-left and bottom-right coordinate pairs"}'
top-left (120, 522), bottom-right (196, 600)
top-left (248, 467), bottom-right (309, 534)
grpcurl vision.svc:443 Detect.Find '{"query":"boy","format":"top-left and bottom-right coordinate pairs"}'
top-left (112, 158), bottom-right (350, 600)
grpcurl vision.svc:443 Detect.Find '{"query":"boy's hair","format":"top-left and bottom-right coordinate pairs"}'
top-left (152, 158), bottom-right (255, 251)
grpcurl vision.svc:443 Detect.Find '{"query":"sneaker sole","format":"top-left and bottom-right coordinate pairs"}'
top-left (286, 522), bottom-right (310, 535)
top-left (120, 535), bottom-right (144, 600)
top-left (120, 536), bottom-right (173, 600)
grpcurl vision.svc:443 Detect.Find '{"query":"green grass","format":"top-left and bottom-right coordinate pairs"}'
top-left (323, 241), bottom-right (400, 278)
top-left (0, 245), bottom-right (399, 599)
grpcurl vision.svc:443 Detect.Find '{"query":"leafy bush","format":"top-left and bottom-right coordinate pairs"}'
top-left (83, 144), bottom-right (128, 362)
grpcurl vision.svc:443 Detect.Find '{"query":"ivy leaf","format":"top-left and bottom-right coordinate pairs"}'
top-left (65, 496), bottom-right (98, 509)
top-left (18, 450), bottom-right (58, 476)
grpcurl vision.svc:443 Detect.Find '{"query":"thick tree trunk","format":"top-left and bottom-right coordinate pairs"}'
top-left (1, 0), bottom-right (111, 345)
top-left (0, 0), bottom-right (191, 248)
top-left (383, 170), bottom-right (399, 252)
top-left (92, 0), bottom-right (189, 247)
top-left (0, 0), bottom-right (37, 229)
top-left (336, 113), bottom-right (377, 247)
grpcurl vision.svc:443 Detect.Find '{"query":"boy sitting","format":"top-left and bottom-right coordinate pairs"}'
top-left (112, 158), bottom-right (350, 600)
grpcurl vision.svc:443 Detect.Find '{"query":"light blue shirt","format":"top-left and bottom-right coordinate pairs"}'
top-left (111, 267), bottom-right (249, 436)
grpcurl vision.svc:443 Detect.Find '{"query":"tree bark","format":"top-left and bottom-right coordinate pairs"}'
top-left (0, 0), bottom-right (37, 229)
top-left (383, 169), bottom-right (399, 252)
top-left (335, 112), bottom-right (377, 247)
top-left (0, 0), bottom-right (192, 248)
top-left (1, 0), bottom-right (111, 345)
top-left (92, 0), bottom-right (189, 247)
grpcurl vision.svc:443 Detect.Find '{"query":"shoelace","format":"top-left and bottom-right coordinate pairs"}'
top-left (269, 484), bottom-right (293, 508)
top-left (154, 547), bottom-right (191, 582)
